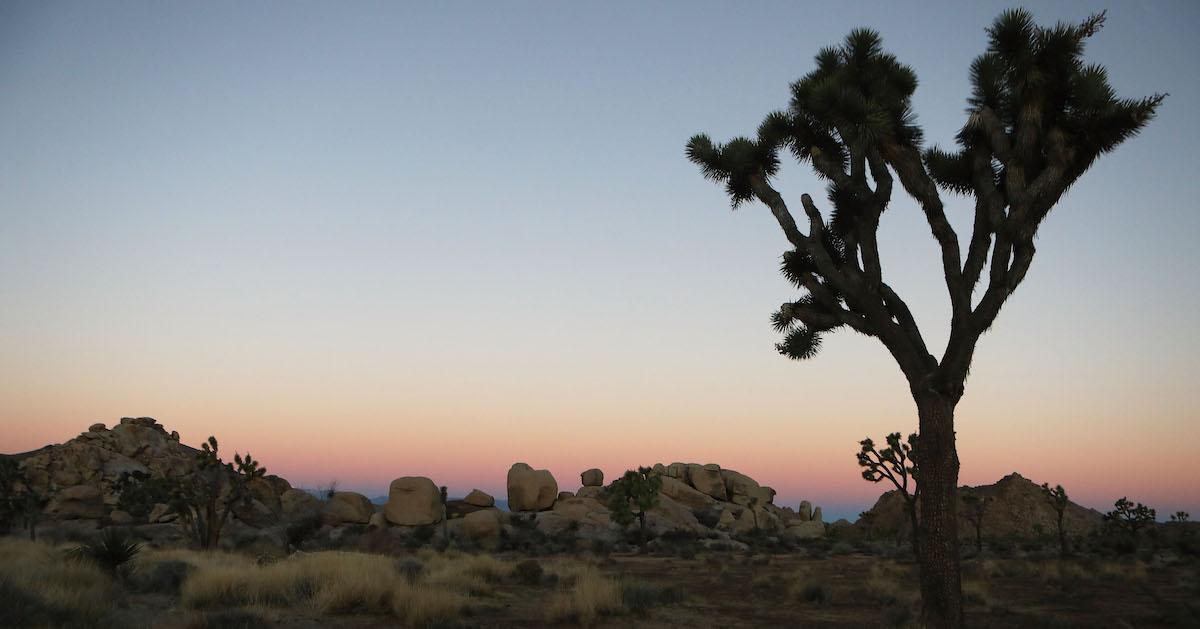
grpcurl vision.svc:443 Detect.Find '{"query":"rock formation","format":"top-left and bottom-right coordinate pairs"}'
top-left (384, 476), bottom-right (443, 526)
top-left (506, 463), bottom-right (558, 512)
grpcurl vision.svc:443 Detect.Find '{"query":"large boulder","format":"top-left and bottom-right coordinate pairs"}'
top-left (645, 495), bottom-right (706, 536)
top-left (385, 477), bottom-right (443, 526)
top-left (658, 476), bottom-right (717, 510)
top-left (721, 469), bottom-right (775, 505)
top-left (462, 509), bottom-right (503, 541)
top-left (281, 489), bottom-right (321, 523)
top-left (322, 491), bottom-right (374, 525)
top-left (47, 484), bottom-right (106, 519)
top-left (580, 468), bottom-right (604, 487)
top-left (507, 463), bottom-right (558, 512)
top-left (784, 520), bottom-right (826, 540)
top-left (576, 486), bottom-right (603, 500)
top-left (687, 464), bottom-right (727, 501)
top-left (798, 501), bottom-right (813, 521)
top-left (463, 489), bottom-right (495, 508)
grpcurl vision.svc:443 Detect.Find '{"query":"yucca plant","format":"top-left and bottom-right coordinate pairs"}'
top-left (687, 10), bottom-right (1162, 627)
top-left (68, 528), bottom-right (142, 577)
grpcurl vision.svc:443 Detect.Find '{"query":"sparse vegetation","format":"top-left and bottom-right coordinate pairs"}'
top-left (67, 528), bottom-right (142, 577)
top-left (1105, 497), bottom-right (1157, 537)
top-left (606, 466), bottom-right (662, 546)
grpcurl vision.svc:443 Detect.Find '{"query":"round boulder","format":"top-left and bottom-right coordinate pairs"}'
top-left (463, 489), bottom-right (495, 508)
top-left (507, 463), bottom-right (558, 512)
top-left (323, 491), bottom-right (375, 525)
top-left (385, 476), bottom-right (443, 526)
top-left (580, 468), bottom-right (604, 487)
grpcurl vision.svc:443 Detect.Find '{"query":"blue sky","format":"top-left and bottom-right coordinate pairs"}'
top-left (2, 2), bottom-right (1197, 520)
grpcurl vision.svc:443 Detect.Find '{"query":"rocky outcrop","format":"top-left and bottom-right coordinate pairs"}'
top-left (322, 491), bottom-right (374, 525)
top-left (580, 468), bottom-right (603, 487)
top-left (462, 509), bottom-right (504, 541)
top-left (463, 489), bottom-right (495, 508)
top-left (281, 489), bottom-right (321, 523)
top-left (507, 463), bottom-right (558, 512)
top-left (688, 464), bottom-right (728, 501)
top-left (7, 417), bottom-right (291, 530)
top-left (385, 477), bottom-right (443, 526)
top-left (855, 472), bottom-right (1104, 542)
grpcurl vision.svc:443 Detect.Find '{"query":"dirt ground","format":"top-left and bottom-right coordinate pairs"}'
top-left (105, 551), bottom-right (1198, 628)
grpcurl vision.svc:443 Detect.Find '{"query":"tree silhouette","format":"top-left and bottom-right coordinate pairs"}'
top-left (686, 10), bottom-right (1161, 626)
top-left (1040, 483), bottom-right (1071, 557)
top-left (1105, 497), bottom-right (1156, 537)
top-left (0, 458), bottom-right (46, 541)
top-left (858, 433), bottom-right (920, 556)
top-left (119, 436), bottom-right (266, 550)
top-left (960, 494), bottom-right (990, 553)
top-left (606, 467), bottom-right (662, 547)
top-left (1169, 511), bottom-right (1190, 523)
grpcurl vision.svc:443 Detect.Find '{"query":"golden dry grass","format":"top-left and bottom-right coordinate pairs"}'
top-left (545, 564), bottom-right (622, 625)
top-left (0, 537), bottom-right (113, 623)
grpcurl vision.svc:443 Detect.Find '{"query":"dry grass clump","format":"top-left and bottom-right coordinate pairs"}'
top-left (545, 564), bottom-right (622, 625)
top-left (0, 537), bottom-right (113, 626)
top-left (786, 574), bottom-right (832, 605)
top-left (392, 582), bottom-right (469, 626)
top-left (182, 550), bottom-right (400, 613)
top-left (858, 562), bottom-right (919, 606)
top-left (1094, 559), bottom-right (1148, 583)
top-left (423, 552), bottom-right (513, 595)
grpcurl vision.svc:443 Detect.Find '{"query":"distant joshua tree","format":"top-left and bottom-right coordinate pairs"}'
top-left (1105, 497), bottom-right (1156, 537)
top-left (1169, 511), bottom-right (1190, 523)
top-left (857, 432), bottom-right (919, 556)
top-left (1040, 483), bottom-right (1070, 557)
top-left (606, 467), bottom-right (662, 546)
top-left (959, 494), bottom-right (990, 553)
top-left (687, 9), bottom-right (1162, 626)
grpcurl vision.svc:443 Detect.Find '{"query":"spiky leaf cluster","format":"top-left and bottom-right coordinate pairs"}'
top-left (606, 466), bottom-right (662, 530)
top-left (928, 9), bottom-right (1164, 219)
top-left (1040, 482), bottom-right (1069, 513)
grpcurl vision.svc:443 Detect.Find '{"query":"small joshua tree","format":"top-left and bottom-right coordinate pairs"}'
top-left (439, 485), bottom-right (450, 545)
top-left (1040, 483), bottom-right (1071, 557)
top-left (607, 467), bottom-right (662, 547)
top-left (960, 494), bottom-right (990, 553)
top-left (121, 436), bottom-right (266, 549)
top-left (1170, 511), bottom-right (1190, 523)
top-left (1105, 497), bottom-right (1156, 537)
top-left (858, 433), bottom-right (920, 555)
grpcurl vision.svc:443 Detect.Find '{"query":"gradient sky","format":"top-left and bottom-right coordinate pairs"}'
top-left (2, 1), bottom-right (1197, 521)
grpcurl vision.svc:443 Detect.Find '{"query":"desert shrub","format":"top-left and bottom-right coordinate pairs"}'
top-left (788, 577), bottom-right (831, 605)
top-left (620, 581), bottom-right (685, 615)
top-left (391, 582), bottom-right (469, 627)
top-left (67, 528), bottom-right (142, 577)
top-left (395, 557), bottom-right (425, 583)
top-left (857, 563), bottom-right (918, 606)
top-left (513, 558), bottom-right (545, 585)
top-left (545, 566), bottom-right (622, 624)
top-left (285, 513), bottom-right (323, 548)
top-left (128, 559), bottom-right (193, 595)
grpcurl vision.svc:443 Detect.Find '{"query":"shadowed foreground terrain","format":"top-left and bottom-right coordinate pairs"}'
top-left (2, 536), bottom-right (1197, 629)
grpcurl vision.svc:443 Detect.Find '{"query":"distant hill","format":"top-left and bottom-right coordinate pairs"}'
top-left (857, 472), bottom-right (1104, 541)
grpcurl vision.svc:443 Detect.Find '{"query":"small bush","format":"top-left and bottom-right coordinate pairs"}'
top-left (513, 559), bottom-right (545, 585)
top-left (788, 577), bottom-right (831, 605)
top-left (395, 557), bottom-right (425, 583)
top-left (545, 568), bottom-right (621, 625)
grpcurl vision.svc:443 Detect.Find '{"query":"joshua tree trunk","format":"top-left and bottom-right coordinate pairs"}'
top-left (905, 499), bottom-right (920, 557)
top-left (915, 391), bottom-right (963, 629)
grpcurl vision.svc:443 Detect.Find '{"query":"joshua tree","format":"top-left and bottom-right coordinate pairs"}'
top-left (857, 433), bottom-right (920, 556)
top-left (119, 436), bottom-right (266, 550)
top-left (1170, 511), bottom-right (1190, 523)
top-left (1040, 483), bottom-right (1071, 557)
top-left (439, 485), bottom-right (450, 544)
top-left (960, 494), bottom-right (990, 553)
top-left (686, 10), bottom-right (1161, 625)
top-left (607, 466), bottom-right (662, 546)
top-left (1105, 497), bottom-right (1156, 537)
